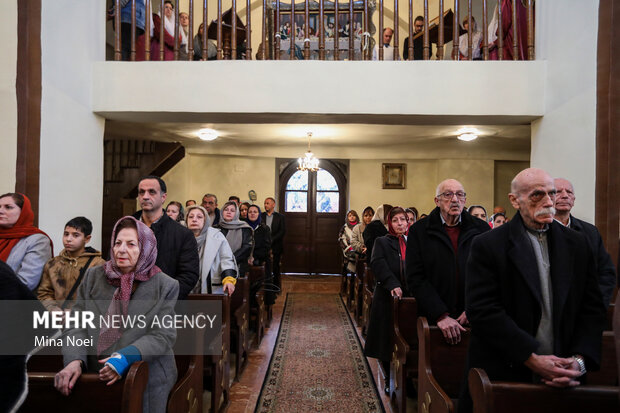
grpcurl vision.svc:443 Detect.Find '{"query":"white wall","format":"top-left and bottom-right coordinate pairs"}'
top-left (531, 0), bottom-right (598, 222)
top-left (0, 1), bottom-right (18, 190)
top-left (39, 1), bottom-right (106, 250)
top-left (93, 60), bottom-right (544, 117)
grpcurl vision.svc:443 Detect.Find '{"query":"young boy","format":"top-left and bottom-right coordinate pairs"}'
top-left (37, 217), bottom-right (105, 311)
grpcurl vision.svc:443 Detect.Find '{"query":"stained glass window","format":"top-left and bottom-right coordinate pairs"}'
top-left (286, 170), bottom-right (309, 190)
top-left (316, 169), bottom-right (338, 191)
top-left (285, 191), bottom-right (308, 212)
top-left (316, 192), bottom-right (339, 213)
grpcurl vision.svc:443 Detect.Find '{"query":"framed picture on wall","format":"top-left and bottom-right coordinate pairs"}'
top-left (382, 163), bottom-right (406, 189)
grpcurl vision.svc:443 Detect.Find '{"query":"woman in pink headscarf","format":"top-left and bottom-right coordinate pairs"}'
top-left (55, 216), bottom-right (178, 413)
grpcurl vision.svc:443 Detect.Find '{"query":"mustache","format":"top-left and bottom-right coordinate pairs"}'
top-left (535, 207), bottom-right (556, 217)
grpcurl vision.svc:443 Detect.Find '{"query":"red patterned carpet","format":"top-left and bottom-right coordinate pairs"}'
top-left (255, 293), bottom-right (384, 413)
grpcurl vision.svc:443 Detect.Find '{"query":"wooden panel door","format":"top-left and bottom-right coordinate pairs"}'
top-left (279, 160), bottom-right (346, 274)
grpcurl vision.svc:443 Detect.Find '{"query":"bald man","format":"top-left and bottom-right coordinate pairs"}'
top-left (458, 168), bottom-right (606, 413)
top-left (554, 178), bottom-right (617, 306)
top-left (407, 179), bottom-right (490, 344)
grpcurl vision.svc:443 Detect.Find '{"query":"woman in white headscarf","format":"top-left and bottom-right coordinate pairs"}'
top-left (216, 201), bottom-right (253, 278)
top-left (186, 205), bottom-right (237, 295)
top-left (362, 204), bottom-right (392, 261)
top-left (150, 0), bottom-right (185, 60)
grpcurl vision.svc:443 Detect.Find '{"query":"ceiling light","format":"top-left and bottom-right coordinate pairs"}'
top-left (457, 127), bottom-right (479, 141)
top-left (297, 132), bottom-right (320, 172)
top-left (198, 128), bottom-right (218, 141)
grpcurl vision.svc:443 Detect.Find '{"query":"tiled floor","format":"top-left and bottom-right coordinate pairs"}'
top-left (224, 274), bottom-right (401, 413)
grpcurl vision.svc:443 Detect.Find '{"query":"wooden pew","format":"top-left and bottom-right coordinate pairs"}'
top-left (187, 293), bottom-right (231, 413)
top-left (22, 359), bottom-right (149, 413)
top-left (469, 368), bottom-right (619, 413)
top-left (353, 259), bottom-right (367, 323)
top-left (230, 276), bottom-right (250, 381)
top-left (389, 296), bottom-right (417, 413)
top-left (167, 313), bottom-right (205, 413)
top-left (588, 331), bottom-right (618, 386)
top-left (417, 317), bottom-right (470, 413)
top-left (361, 266), bottom-right (376, 337)
top-left (348, 265), bottom-right (357, 313)
top-left (248, 265), bottom-right (267, 347)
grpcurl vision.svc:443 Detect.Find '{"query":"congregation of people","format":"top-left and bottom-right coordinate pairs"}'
top-left (2, 165), bottom-right (618, 412)
top-left (0, 175), bottom-right (286, 412)
top-left (338, 168), bottom-right (617, 412)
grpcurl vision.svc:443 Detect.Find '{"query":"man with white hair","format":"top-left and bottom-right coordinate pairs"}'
top-left (553, 177), bottom-right (617, 306)
top-left (458, 168), bottom-right (606, 413)
top-left (407, 178), bottom-right (490, 344)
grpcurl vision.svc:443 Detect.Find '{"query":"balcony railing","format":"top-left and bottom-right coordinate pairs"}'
top-left (108, 0), bottom-right (534, 61)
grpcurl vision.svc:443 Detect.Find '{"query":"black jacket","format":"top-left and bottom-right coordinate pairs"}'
top-left (362, 220), bottom-right (388, 262)
top-left (364, 234), bottom-right (408, 362)
top-left (252, 224), bottom-right (272, 265)
top-left (402, 35), bottom-right (424, 60)
top-left (406, 206), bottom-right (490, 323)
top-left (464, 212), bottom-right (606, 381)
top-left (133, 211), bottom-right (199, 299)
top-left (261, 212), bottom-right (286, 254)
top-left (211, 208), bottom-right (221, 227)
top-left (569, 215), bottom-right (617, 306)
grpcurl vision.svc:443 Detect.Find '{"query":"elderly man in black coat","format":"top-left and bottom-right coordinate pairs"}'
top-left (133, 176), bottom-right (199, 299)
top-left (406, 179), bottom-right (490, 344)
top-left (553, 177), bottom-right (617, 306)
top-left (458, 168), bottom-right (607, 413)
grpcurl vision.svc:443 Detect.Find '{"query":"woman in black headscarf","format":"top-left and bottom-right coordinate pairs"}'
top-left (216, 201), bottom-right (253, 277)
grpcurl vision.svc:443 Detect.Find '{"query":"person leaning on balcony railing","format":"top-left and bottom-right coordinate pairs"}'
top-left (107, 0), bottom-right (153, 61)
top-left (150, 0), bottom-right (179, 61)
top-left (459, 17), bottom-right (483, 60)
top-left (372, 27), bottom-right (397, 61)
top-left (193, 22), bottom-right (217, 60)
top-left (402, 15), bottom-right (424, 60)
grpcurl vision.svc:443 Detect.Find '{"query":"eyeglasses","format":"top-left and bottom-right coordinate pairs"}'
top-left (438, 191), bottom-right (466, 200)
top-left (528, 189), bottom-right (557, 202)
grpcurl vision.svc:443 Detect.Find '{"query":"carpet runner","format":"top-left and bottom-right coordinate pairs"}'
top-left (255, 293), bottom-right (384, 413)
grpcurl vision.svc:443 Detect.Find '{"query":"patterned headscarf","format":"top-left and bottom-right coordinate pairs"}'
top-left (97, 216), bottom-right (160, 355)
top-left (0, 193), bottom-right (53, 261)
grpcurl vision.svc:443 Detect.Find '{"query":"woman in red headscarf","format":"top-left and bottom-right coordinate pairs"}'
top-left (363, 206), bottom-right (409, 389)
top-left (0, 193), bottom-right (52, 290)
top-left (55, 216), bottom-right (178, 413)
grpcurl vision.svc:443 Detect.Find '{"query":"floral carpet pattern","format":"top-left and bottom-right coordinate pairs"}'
top-left (255, 293), bottom-right (384, 413)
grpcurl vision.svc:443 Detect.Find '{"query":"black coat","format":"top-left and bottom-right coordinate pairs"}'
top-left (261, 212), bottom-right (286, 254)
top-left (569, 215), bottom-right (617, 306)
top-left (464, 212), bottom-right (606, 383)
top-left (406, 207), bottom-right (490, 323)
top-left (252, 224), bottom-right (272, 265)
top-left (363, 220), bottom-right (388, 262)
top-left (133, 211), bottom-right (199, 299)
top-left (402, 35), bottom-right (424, 60)
top-left (364, 235), bottom-right (407, 362)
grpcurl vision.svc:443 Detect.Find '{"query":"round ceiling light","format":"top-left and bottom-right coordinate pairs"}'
top-left (198, 128), bottom-right (218, 141)
top-left (457, 127), bottom-right (479, 142)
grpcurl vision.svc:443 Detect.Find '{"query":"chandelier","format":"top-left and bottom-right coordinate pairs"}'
top-left (297, 132), bottom-right (320, 171)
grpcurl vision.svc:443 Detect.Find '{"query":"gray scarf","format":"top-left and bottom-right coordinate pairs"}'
top-left (217, 201), bottom-right (252, 252)
top-left (186, 205), bottom-right (212, 275)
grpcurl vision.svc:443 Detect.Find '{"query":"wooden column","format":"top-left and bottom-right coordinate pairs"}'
top-left (217, 0), bottom-right (223, 59)
top-left (467, 0), bottom-right (472, 60)
top-left (304, 0), bottom-right (310, 59)
top-left (511, 0), bottom-right (517, 60)
top-left (596, 0), bottom-right (620, 269)
top-left (188, 0), bottom-right (194, 60)
top-left (452, 0), bottom-right (458, 60)
top-left (203, 0), bottom-right (209, 60)
top-left (527, 0), bottom-right (534, 60)
top-left (482, 0), bottom-right (488, 60)
top-left (378, 0), bottom-right (384, 60)
top-left (246, 0), bottom-right (252, 59)
top-left (423, 0), bottom-right (429, 59)
top-left (275, 0), bottom-right (281, 59)
top-left (16, 0), bottom-right (42, 223)
top-left (131, 0), bottom-right (137, 60)
top-left (437, 0), bottom-right (444, 60)
top-left (145, 0), bottom-right (151, 60)
top-left (348, 0), bottom-right (354, 60)
top-left (393, 0), bottom-right (399, 60)
top-left (160, 0), bottom-right (165, 60)
top-left (115, 0), bottom-right (122, 60)
top-left (290, 0), bottom-right (296, 60)
top-left (497, 0), bottom-right (503, 60)
top-left (319, 0), bottom-right (325, 59)
top-left (232, 0), bottom-right (238, 59)
top-left (407, 0), bottom-right (413, 60)
top-left (334, 0), bottom-right (340, 60)
top-left (363, 0), bottom-right (369, 60)
top-left (174, 0), bottom-right (180, 60)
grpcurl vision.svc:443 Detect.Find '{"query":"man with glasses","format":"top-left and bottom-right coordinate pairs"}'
top-left (553, 178), bottom-right (616, 306)
top-left (458, 168), bottom-right (606, 413)
top-left (407, 179), bottom-right (490, 345)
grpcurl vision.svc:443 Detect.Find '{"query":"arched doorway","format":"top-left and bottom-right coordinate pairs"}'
top-left (279, 160), bottom-right (347, 274)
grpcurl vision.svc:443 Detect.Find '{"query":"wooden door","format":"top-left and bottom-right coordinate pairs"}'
top-left (279, 160), bottom-right (346, 274)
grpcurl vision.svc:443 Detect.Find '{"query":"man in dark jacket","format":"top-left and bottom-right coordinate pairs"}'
top-left (202, 193), bottom-right (221, 227)
top-left (458, 168), bottom-right (606, 413)
top-left (406, 179), bottom-right (490, 344)
top-left (262, 197), bottom-right (285, 288)
top-left (133, 176), bottom-right (199, 299)
top-left (553, 178), bottom-right (617, 306)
